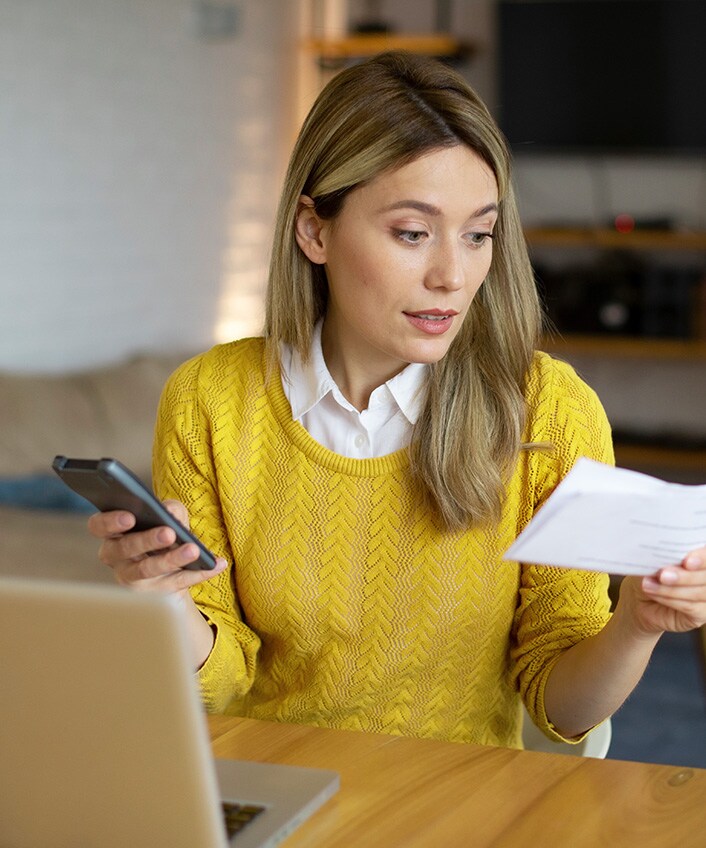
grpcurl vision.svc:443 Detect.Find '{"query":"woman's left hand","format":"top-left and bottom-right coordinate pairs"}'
top-left (618, 546), bottom-right (706, 636)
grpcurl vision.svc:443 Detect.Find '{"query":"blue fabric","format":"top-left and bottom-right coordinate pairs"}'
top-left (0, 474), bottom-right (95, 513)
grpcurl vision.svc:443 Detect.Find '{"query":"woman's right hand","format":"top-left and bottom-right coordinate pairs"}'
top-left (87, 499), bottom-right (227, 599)
top-left (89, 500), bottom-right (227, 670)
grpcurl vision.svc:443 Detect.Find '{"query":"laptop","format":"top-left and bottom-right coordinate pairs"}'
top-left (0, 577), bottom-right (339, 848)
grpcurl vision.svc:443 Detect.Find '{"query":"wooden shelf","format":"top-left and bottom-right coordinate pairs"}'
top-left (530, 226), bottom-right (706, 476)
top-left (614, 443), bottom-right (706, 474)
top-left (541, 334), bottom-right (706, 360)
top-left (525, 227), bottom-right (706, 251)
top-left (303, 33), bottom-right (467, 62)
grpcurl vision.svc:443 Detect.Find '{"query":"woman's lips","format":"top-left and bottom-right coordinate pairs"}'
top-left (403, 310), bottom-right (457, 335)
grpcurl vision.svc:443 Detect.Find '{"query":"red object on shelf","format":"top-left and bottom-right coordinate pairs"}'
top-left (614, 214), bottom-right (636, 234)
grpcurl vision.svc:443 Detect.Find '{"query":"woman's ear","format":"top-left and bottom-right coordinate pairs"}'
top-left (294, 196), bottom-right (328, 265)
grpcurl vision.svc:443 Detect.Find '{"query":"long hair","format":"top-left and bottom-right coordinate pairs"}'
top-left (265, 51), bottom-right (543, 529)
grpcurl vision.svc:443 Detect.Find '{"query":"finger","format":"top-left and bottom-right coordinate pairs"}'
top-left (111, 543), bottom-right (203, 585)
top-left (642, 569), bottom-right (706, 601)
top-left (642, 583), bottom-right (706, 605)
top-left (641, 552), bottom-right (706, 593)
top-left (683, 549), bottom-right (706, 570)
top-left (87, 509), bottom-right (135, 539)
top-left (99, 525), bottom-right (178, 567)
top-left (162, 499), bottom-right (190, 526)
top-left (151, 556), bottom-right (228, 593)
top-left (116, 554), bottom-right (227, 594)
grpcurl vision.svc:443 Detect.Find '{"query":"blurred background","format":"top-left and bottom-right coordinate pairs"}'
top-left (3, 0), bottom-right (706, 474)
top-left (1, 0), bottom-right (295, 372)
top-left (1, 0), bottom-right (705, 767)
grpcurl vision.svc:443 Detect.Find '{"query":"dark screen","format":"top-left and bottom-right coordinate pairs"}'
top-left (497, 0), bottom-right (706, 154)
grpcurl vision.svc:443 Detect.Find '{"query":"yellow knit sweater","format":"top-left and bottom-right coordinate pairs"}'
top-left (152, 338), bottom-right (613, 749)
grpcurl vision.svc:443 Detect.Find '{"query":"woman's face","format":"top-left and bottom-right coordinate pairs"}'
top-left (296, 145), bottom-right (498, 399)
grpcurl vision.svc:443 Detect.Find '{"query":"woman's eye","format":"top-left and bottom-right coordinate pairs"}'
top-left (466, 232), bottom-right (494, 247)
top-left (395, 229), bottom-right (427, 245)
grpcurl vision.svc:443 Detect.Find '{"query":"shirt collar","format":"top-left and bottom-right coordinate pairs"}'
top-left (281, 321), bottom-right (428, 425)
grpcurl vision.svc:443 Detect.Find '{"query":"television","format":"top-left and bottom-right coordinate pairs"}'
top-left (497, 0), bottom-right (706, 155)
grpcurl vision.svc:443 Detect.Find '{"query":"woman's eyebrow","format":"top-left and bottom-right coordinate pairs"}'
top-left (379, 200), bottom-right (441, 215)
top-left (379, 200), bottom-right (499, 219)
top-left (471, 203), bottom-right (499, 219)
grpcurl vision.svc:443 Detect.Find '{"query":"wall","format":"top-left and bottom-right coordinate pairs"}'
top-left (0, 0), bottom-right (294, 373)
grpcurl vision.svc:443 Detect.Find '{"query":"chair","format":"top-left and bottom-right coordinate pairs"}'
top-left (521, 708), bottom-right (612, 759)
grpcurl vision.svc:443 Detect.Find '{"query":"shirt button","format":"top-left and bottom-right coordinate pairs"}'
top-left (354, 434), bottom-right (366, 448)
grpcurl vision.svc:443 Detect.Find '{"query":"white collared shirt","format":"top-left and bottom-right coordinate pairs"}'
top-left (279, 322), bottom-right (428, 459)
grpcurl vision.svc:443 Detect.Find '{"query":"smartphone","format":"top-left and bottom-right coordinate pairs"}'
top-left (51, 456), bottom-right (218, 571)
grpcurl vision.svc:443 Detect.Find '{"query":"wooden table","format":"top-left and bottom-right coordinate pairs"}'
top-left (209, 715), bottom-right (706, 847)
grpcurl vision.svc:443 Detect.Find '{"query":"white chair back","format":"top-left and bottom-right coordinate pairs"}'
top-left (522, 709), bottom-right (612, 759)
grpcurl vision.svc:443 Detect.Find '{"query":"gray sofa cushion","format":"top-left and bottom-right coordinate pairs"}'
top-left (0, 353), bottom-right (188, 479)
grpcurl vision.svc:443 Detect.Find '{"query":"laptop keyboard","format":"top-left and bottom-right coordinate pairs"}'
top-left (222, 801), bottom-right (266, 839)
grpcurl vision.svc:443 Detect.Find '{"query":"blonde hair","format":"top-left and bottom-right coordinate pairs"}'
top-left (265, 52), bottom-right (543, 529)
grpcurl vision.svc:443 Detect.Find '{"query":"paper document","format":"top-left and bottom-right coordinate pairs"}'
top-left (504, 458), bottom-right (706, 576)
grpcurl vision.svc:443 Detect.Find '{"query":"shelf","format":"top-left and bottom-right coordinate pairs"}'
top-left (541, 334), bottom-right (706, 360)
top-left (526, 228), bottom-right (706, 478)
top-left (614, 443), bottom-right (706, 474)
top-left (525, 227), bottom-right (706, 252)
top-left (303, 33), bottom-right (467, 62)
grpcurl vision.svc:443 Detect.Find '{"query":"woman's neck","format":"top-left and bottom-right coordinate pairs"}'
top-left (320, 323), bottom-right (406, 412)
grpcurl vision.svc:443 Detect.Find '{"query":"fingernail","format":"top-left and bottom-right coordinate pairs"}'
top-left (685, 554), bottom-right (703, 569)
top-left (117, 513), bottom-right (133, 529)
top-left (177, 544), bottom-right (197, 562)
top-left (660, 569), bottom-right (679, 585)
top-left (157, 527), bottom-right (173, 545)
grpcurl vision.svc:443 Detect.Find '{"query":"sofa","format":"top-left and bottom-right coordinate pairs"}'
top-left (0, 353), bottom-right (190, 584)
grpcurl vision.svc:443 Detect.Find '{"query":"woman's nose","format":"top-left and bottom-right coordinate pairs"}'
top-left (424, 241), bottom-right (464, 291)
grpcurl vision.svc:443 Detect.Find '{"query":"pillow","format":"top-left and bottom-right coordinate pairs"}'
top-left (0, 352), bottom-right (189, 477)
top-left (0, 475), bottom-right (96, 514)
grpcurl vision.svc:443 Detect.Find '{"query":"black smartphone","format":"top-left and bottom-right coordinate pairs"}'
top-left (51, 456), bottom-right (218, 571)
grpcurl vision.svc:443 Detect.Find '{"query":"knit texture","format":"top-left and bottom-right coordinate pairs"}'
top-left (153, 338), bottom-right (613, 748)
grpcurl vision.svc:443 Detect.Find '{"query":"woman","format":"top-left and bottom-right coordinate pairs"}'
top-left (90, 52), bottom-right (706, 749)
